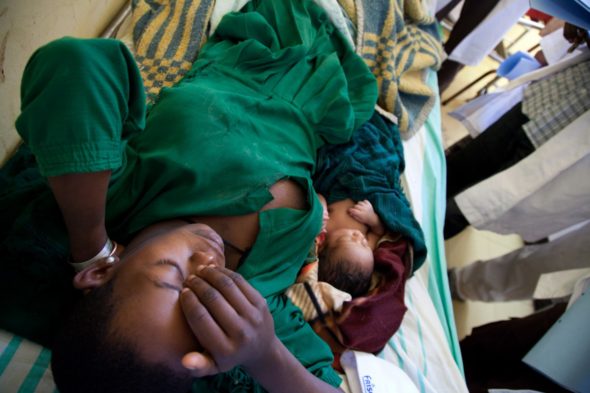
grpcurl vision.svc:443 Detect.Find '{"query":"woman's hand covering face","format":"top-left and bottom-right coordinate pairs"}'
top-left (179, 266), bottom-right (275, 377)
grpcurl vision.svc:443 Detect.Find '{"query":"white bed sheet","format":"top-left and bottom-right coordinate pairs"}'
top-left (376, 71), bottom-right (467, 393)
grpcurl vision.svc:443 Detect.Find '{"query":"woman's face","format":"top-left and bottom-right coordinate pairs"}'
top-left (107, 223), bottom-right (225, 370)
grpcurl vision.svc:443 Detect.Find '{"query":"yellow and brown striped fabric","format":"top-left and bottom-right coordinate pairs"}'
top-left (131, 0), bottom-right (214, 103)
top-left (341, 0), bottom-right (444, 139)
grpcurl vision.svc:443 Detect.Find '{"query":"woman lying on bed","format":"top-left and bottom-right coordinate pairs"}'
top-left (0, 0), bottom-right (377, 392)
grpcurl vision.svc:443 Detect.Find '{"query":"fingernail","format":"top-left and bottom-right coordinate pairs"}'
top-left (183, 354), bottom-right (201, 370)
top-left (187, 274), bottom-right (197, 281)
top-left (184, 358), bottom-right (198, 370)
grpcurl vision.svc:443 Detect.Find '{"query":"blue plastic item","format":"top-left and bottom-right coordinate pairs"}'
top-left (497, 51), bottom-right (542, 80)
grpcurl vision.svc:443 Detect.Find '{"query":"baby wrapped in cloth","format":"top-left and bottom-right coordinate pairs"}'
top-left (287, 112), bottom-right (427, 368)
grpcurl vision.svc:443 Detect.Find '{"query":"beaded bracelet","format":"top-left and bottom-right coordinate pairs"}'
top-left (69, 238), bottom-right (118, 272)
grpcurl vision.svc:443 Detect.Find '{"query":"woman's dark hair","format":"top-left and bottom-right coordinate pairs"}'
top-left (50, 280), bottom-right (193, 393)
top-left (318, 248), bottom-right (372, 297)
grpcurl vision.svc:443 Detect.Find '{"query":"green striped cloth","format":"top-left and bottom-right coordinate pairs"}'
top-left (0, 331), bottom-right (55, 393)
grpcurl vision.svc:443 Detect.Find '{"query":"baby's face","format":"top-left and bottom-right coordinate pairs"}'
top-left (327, 228), bottom-right (369, 248)
top-left (326, 228), bottom-right (374, 269)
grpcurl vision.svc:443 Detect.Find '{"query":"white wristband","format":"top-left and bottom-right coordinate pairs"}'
top-left (69, 238), bottom-right (117, 272)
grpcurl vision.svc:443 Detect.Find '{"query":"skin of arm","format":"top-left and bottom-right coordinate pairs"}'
top-left (563, 22), bottom-right (590, 49)
top-left (180, 266), bottom-right (343, 393)
top-left (47, 170), bottom-right (111, 262)
top-left (347, 200), bottom-right (385, 248)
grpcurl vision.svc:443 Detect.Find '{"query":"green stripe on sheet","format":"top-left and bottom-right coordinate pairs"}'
top-left (421, 71), bottom-right (464, 373)
top-left (17, 347), bottom-right (52, 393)
top-left (397, 325), bottom-right (408, 360)
top-left (388, 334), bottom-right (406, 369)
top-left (406, 286), bottom-right (427, 393)
top-left (0, 335), bottom-right (23, 375)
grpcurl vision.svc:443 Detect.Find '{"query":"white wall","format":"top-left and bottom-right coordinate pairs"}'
top-left (0, 0), bottom-right (127, 164)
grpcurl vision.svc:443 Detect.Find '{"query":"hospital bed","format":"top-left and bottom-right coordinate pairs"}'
top-left (0, 1), bottom-right (467, 392)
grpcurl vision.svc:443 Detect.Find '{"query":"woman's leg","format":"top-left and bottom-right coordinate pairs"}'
top-left (437, 0), bottom-right (501, 91)
top-left (460, 303), bottom-right (570, 393)
top-left (446, 102), bottom-right (533, 199)
top-left (452, 221), bottom-right (590, 301)
top-left (444, 103), bottom-right (532, 238)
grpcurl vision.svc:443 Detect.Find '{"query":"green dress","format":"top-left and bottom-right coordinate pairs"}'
top-left (8, 0), bottom-right (377, 390)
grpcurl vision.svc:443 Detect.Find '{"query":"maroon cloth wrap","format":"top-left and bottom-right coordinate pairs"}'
top-left (312, 237), bottom-right (410, 366)
top-left (338, 238), bottom-right (409, 353)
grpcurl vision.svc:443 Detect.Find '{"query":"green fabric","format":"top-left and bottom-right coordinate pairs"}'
top-left (15, 37), bottom-right (146, 178)
top-left (3, 0), bottom-right (378, 390)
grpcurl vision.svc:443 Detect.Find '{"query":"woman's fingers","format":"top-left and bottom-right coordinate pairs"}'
top-left (181, 266), bottom-right (269, 341)
top-left (180, 266), bottom-right (275, 372)
top-left (195, 266), bottom-right (262, 314)
top-left (180, 278), bottom-right (229, 346)
top-left (181, 273), bottom-right (241, 338)
top-left (211, 266), bottom-right (266, 308)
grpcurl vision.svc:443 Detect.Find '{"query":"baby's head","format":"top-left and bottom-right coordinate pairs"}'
top-left (318, 228), bottom-right (373, 297)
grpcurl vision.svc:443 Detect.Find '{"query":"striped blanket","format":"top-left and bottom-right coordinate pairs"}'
top-left (130, 0), bottom-right (442, 138)
top-left (339, 0), bottom-right (444, 138)
top-left (131, 0), bottom-right (214, 103)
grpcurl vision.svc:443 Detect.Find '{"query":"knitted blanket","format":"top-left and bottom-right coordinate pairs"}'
top-left (340, 0), bottom-right (443, 139)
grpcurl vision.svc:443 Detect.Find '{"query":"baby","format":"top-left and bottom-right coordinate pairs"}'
top-left (317, 195), bottom-right (385, 297)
